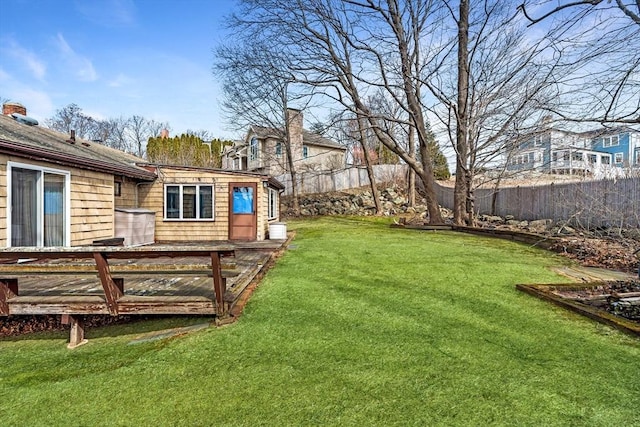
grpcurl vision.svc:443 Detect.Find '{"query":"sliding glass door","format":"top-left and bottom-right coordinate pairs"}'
top-left (9, 163), bottom-right (69, 247)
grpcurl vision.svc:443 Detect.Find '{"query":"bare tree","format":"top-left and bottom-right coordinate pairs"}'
top-left (330, 110), bottom-right (383, 214)
top-left (45, 104), bottom-right (97, 139)
top-left (517, 0), bottom-right (640, 125)
top-left (413, 0), bottom-right (567, 224)
top-left (214, 42), bottom-right (309, 215)
top-left (226, 0), bottom-right (448, 223)
top-left (46, 103), bottom-right (171, 157)
top-left (518, 0), bottom-right (640, 26)
top-left (129, 115), bottom-right (149, 158)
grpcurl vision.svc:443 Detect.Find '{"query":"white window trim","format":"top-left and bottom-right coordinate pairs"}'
top-left (249, 137), bottom-right (259, 161)
top-left (614, 152), bottom-right (624, 164)
top-left (7, 161), bottom-right (71, 247)
top-left (268, 187), bottom-right (279, 220)
top-left (603, 136), bottom-right (620, 148)
top-left (164, 184), bottom-right (215, 221)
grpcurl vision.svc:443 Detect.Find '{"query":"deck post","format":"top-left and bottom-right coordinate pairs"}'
top-left (0, 278), bottom-right (18, 316)
top-left (65, 315), bottom-right (87, 349)
top-left (210, 252), bottom-right (226, 315)
top-left (93, 252), bottom-right (124, 315)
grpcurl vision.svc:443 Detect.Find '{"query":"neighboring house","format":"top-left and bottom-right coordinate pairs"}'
top-left (507, 124), bottom-right (640, 177)
top-left (0, 103), bottom-right (283, 247)
top-left (222, 108), bottom-right (346, 175)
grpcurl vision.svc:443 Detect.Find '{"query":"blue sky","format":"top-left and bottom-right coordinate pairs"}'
top-left (0, 0), bottom-right (238, 139)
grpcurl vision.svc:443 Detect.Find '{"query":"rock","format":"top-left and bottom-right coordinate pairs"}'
top-left (529, 219), bottom-right (552, 233)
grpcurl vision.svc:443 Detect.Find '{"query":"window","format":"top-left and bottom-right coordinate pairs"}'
top-left (534, 135), bottom-right (544, 147)
top-left (114, 181), bottom-right (122, 197)
top-left (572, 152), bottom-right (583, 161)
top-left (601, 155), bottom-right (611, 165)
top-left (588, 154), bottom-right (597, 164)
top-left (275, 142), bottom-right (282, 157)
top-left (8, 162), bottom-right (69, 247)
top-left (614, 152), bottom-right (624, 164)
top-left (602, 135), bottom-right (619, 147)
top-left (164, 184), bottom-right (214, 220)
top-left (268, 188), bottom-right (279, 220)
top-left (249, 137), bottom-right (259, 161)
top-left (635, 149), bottom-right (640, 165)
top-left (303, 145), bottom-right (309, 159)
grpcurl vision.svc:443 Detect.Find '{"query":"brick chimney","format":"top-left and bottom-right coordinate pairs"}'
top-left (286, 108), bottom-right (304, 161)
top-left (2, 102), bottom-right (27, 116)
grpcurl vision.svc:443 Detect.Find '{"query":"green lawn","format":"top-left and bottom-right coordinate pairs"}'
top-left (1, 217), bottom-right (638, 426)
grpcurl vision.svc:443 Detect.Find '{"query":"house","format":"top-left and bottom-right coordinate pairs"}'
top-left (0, 102), bottom-right (284, 247)
top-left (507, 123), bottom-right (640, 177)
top-left (222, 108), bottom-right (346, 175)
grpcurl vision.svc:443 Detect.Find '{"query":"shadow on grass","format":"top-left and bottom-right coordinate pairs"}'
top-left (0, 314), bottom-right (215, 343)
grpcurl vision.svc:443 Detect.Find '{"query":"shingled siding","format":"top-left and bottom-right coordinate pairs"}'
top-left (70, 169), bottom-right (115, 245)
top-left (138, 168), bottom-right (270, 242)
top-left (0, 157), bottom-right (7, 247)
top-left (0, 154), bottom-right (115, 246)
top-left (115, 177), bottom-right (139, 209)
top-left (435, 177), bottom-right (640, 229)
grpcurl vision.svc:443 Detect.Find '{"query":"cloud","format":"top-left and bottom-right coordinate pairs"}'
top-left (1, 84), bottom-right (54, 121)
top-left (75, 0), bottom-right (136, 28)
top-left (54, 33), bottom-right (98, 82)
top-left (108, 73), bottom-right (134, 88)
top-left (0, 38), bottom-right (47, 81)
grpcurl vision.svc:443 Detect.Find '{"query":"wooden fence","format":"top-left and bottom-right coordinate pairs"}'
top-left (435, 177), bottom-right (640, 229)
top-left (276, 164), bottom-right (408, 195)
top-left (278, 166), bottom-right (639, 228)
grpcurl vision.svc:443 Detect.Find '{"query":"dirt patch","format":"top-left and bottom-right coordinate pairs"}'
top-left (548, 237), bottom-right (639, 274)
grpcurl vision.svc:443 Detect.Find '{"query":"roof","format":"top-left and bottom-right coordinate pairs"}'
top-left (248, 125), bottom-right (346, 151)
top-left (142, 163), bottom-right (285, 189)
top-left (0, 114), bottom-right (156, 180)
top-left (542, 125), bottom-right (639, 139)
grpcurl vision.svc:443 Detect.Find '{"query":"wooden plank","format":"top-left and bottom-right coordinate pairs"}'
top-left (0, 278), bottom-right (18, 315)
top-left (0, 266), bottom-right (239, 277)
top-left (117, 295), bottom-right (215, 315)
top-left (93, 252), bottom-right (123, 315)
top-left (211, 251), bottom-right (225, 315)
top-left (0, 247), bottom-right (235, 261)
top-left (8, 295), bottom-right (108, 315)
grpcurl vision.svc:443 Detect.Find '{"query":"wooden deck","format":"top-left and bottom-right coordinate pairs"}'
top-left (0, 239), bottom-right (287, 346)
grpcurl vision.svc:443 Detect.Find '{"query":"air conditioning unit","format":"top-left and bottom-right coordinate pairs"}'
top-left (114, 208), bottom-right (155, 246)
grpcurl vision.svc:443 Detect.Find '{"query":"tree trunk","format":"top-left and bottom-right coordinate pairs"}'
top-left (358, 116), bottom-right (382, 214)
top-left (408, 126), bottom-right (416, 207)
top-left (454, 0), bottom-right (470, 226)
top-left (387, 2), bottom-right (443, 224)
top-left (284, 105), bottom-right (300, 215)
